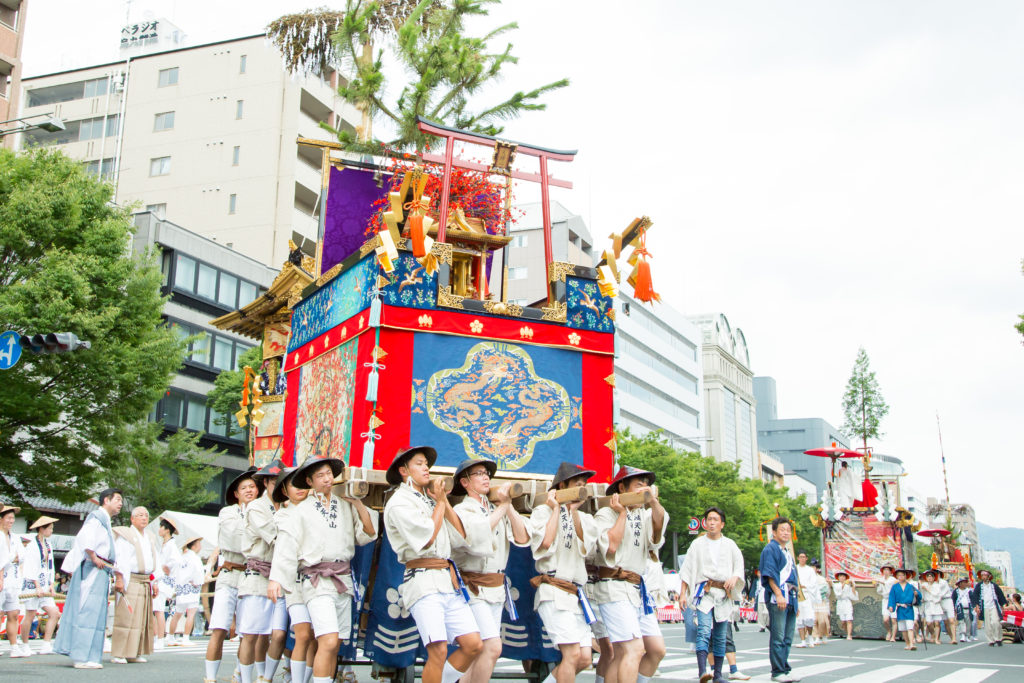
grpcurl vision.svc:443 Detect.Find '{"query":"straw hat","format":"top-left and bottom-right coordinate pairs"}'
top-left (159, 514), bottom-right (180, 535)
top-left (29, 515), bottom-right (59, 530)
top-left (0, 504), bottom-right (21, 516)
top-left (182, 536), bottom-right (203, 550)
top-left (451, 459), bottom-right (497, 496)
top-left (292, 456), bottom-right (345, 490)
top-left (549, 462), bottom-right (596, 490)
top-left (385, 446), bottom-right (438, 486)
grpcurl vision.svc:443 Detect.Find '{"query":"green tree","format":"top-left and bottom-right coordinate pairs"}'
top-left (0, 149), bottom-right (183, 504)
top-left (207, 345), bottom-right (264, 456)
top-left (974, 562), bottom-right (1004, 586)
top-left (841, 347), bottom-right (890, 454)
top-left (617, 431), bottom-right (821, 574)
top-left (101, 420), bottom-right (220, 521)
top-left (267, 0), bottom-right (569, 153)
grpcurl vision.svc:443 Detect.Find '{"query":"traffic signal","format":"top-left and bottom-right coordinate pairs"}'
top-left (19, 332), bottom-right (91, 354)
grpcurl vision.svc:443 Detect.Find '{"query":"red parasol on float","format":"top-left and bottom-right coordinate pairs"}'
top-left (804, 444), bottom-right (862, 483)
top-left (916, 528), bottom-right (952, 538)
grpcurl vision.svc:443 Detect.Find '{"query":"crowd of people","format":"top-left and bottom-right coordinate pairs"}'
top-left (1, 459), bottom-right (1019, 683)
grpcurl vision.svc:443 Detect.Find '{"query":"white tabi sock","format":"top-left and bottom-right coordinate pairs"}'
top-left (304, 665), bottom-right (314, 683)
top-left (289, 659), bottom-right (306, 682)
top-left (638, 676), bottom-right (651, 683)
top-left (264, 656), bottom-right (280, 680)
top-left (312, 678), bottom-right (333, 683)
top-left (240, 662), bottom-right (255, 683)
top-left (205, 659), bottom-right (221, 680)
top-left (441, 661), bottom-right (466, 683)
top-left (255, 660), bottom-right (266, 679)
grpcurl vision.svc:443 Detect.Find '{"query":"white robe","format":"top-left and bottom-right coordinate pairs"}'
top-left (1, 529), bottom-right (22, 590)
top-left (62, 508), bottom-right (115, 611)
top-left (528, 503), bottom-right (597, 612)
top-left (593, 506), bottom-right (668, 606)
top-left (836, 467), bottom-right (857, 508)
top-left (20, 535), bottom-right (55, 591)
top-left (113, 527), bottom-right (158, 582)
top-left (679, 534), bottom-right (744, 621)
top-left (452, 496), bottom-right (526, 605)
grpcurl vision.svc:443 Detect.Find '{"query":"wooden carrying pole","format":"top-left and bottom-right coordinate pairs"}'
top-left (531, 485), bottom-right (589, 508)
top-left (595, 490), bottom-right (654, 510)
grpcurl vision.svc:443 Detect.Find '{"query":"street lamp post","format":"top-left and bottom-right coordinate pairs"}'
top-left (0, 113), bottom-right (65, 138)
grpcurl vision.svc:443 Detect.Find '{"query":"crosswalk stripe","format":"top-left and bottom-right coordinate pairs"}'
top-left (928, 669), bottom-right (998, 683)
top-left (770, 660), bottom-right (861, 679)
top-left (831, 664), bottom-right (929, 682)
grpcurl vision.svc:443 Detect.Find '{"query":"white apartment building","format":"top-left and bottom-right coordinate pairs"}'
top-left (983, 550), bottom-right (1016, 589)
top-left (688, 313), bottom-right (759, 478)
top-left (19, 32), bottom-right (359, 267)
top-left (503, 203), bottom-right (705, 452)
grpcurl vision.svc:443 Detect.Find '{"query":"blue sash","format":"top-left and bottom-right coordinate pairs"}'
top-left (639, 576), bottom-right (657, 615)
top-left (503, 575), bottom-right (519, 621)
top-left (577, 586), bottom-right (597, 625)
top-left (448, 560), bottom-right (472, 603)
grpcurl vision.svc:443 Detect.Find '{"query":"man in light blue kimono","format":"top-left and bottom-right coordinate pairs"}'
top-left (54, 488), bottom-right (124, 669)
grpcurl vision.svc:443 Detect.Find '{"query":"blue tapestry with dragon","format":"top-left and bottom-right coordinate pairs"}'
top-left (410, 335), bottom-right (583, 473)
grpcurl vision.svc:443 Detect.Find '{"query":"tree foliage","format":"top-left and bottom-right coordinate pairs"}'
top-left (207, 345), bottom-right (264, 456)
top-left (840, 347), bottom-right (890, 453)
top-left (617, 431), bottom-right (821, 576)
top-left (101, 419), bottom-right (220, 522)
top-left (267, 0), bottom-right (569, 153)
top-left (0, 149), bottom-right (183, 504)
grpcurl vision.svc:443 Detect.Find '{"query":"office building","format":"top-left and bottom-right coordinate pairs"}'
top-left (133, 210), bottom-right (278, 508)
top-left (688, 314), bottom-right (758, 477)
top-left (926, 497), bottom-right (983, 563)
top-left (754, 375), bottom-right (850, 492)
top-left (982, 550), bottom-right (1015, 589)
top-left (0, 0), bottom-right (27, 141)
top-left (19, 31), bottom-right (359, 266)
top-left (616, 286), bottom-right (705, 452)
top-left (504, 201), bottom-right (594, 305)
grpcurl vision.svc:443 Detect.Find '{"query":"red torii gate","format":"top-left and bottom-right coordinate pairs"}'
top-left (416, 116), bottom-right (576, 304)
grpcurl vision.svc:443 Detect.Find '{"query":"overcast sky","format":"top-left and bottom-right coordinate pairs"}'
top-left (22, 1), bottom-right (1024, 527)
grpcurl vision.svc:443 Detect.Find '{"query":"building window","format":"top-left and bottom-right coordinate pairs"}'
top-left (511, 234), bottom-right (528, 248)
top-left (217, 272), bottom-right (238, 307)
top-left (78, 115), bottom-right (120, 141)
top-left (196, 263), bottom-right (218, 300)
top-left (239, 55), bottom-right (247, 74)
top-left (154, 111), bottom-right (175, 131)
top-left (83, 77), bottom-right (107, 99)
top-left (174, 254), bottom-right (196, 290)
top-left (149, 156), bottom-right (171, 176)
top-left (508, 266), bottom-right (527, 280)
top-left (83, 157), bottom-right (115, 180)
top-left (236, 100), bottom-right (244, 119)
top-left (168, 253), bottom-right (264, 310)
top-left (146, 203), bottom-right (167, 218)
top-left (158, 67), bottom-right (179, 87)
top-left (232, 145), bottom-right (240, 166)
top-left (228, 194), bottom-right (237, 214)
top-left (0, 5), bottom-right (18, 29)
top-left (154, 388), bottom-right (243, 442)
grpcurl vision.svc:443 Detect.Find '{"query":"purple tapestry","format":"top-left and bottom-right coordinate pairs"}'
top-left (321, 167), bottom-right (391, 274)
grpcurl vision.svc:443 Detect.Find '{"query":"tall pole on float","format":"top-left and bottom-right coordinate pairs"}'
top-left (936, 412), bottom-right (952, 525)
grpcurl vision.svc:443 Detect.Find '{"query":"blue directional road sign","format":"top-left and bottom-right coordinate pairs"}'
top-left (0, 330), bottom-right (22, 370)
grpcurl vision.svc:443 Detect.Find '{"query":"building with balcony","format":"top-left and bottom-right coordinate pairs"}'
top-left (504, 201), bottom-right (594, 305)
top-left (0, 0), bottom-right (27, 141)
top-left (688, 314), bottom-right (758, 477)
top-left (133, 210), bottom-right (278, 510)
top-left (19, 32), bottom-right (359, 266)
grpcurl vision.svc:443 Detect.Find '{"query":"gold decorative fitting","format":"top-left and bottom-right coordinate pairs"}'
top-left (547, 261), bottom-right (576, 283)
top-left (372, 346), bottom-right (388, 361)
top-left (519, 326), bottom-right (534, 340)
top-left (418, 314), bottom-right (433, 328)
top-left (540, 301), bottom-right (567, 322)
top-left (359, 235), bottom-right (380, 257)
top-left (637, 216), bottom-right (653, 231)
top-left (301, 255), bottom-right (316, 274)
top-left (489, 140), bottom-right (518, 176)
top-left (261, 395), bottom-right (284, 403)
top-left (605, 436), bottom-right (617, 452)
top-left (483, 300), bottom-right (524, 318)
top-left (568, 332), bottom-right (581, 346)
top-left (358, 315), bottom-right (365, 330)
top-left (437, 289), bottom-right (465, 310)
top-left (432, 241), bottom-right (453, 266)
top-left (369, 414), bottom-right (384, 430)
top-left (604, 374), bottom-right (616, 387)
top-left (376, 274), bottom-right (391, 289)
top-left (469, 320), bottom-right (484, 334)
top-left (287, 284), bottom-right (304, 309)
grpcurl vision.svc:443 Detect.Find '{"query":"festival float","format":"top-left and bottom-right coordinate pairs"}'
top-left (212, 117), bottom-right (659, 680)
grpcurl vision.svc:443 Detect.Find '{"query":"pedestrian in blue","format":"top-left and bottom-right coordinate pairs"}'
top-left (887, 568), bottom-right (921, 650)
top-left (759, 517), bottom-right (800, 683)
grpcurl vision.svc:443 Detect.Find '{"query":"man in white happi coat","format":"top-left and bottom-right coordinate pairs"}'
top-left (110, 506), bottom-right (159, 664)
top-left (153, 515), bottom-right (181, 649)
top-left (934, 569), bottom-right (958, 645)
top-left (20, 515), bottom-right (62, 655)
top-left (383, 446), bottom-right (482, 683)
top-left (54, 488), bottom-right (124, 669)
top-left (529, 461), bottom-right (599, 683)
top-left (269, 455), bottom-right (378, 683)
top-left (793, 552), bottom-right (816, 647)
top-left (593, 466), bottom-right (668, 683)
top-left (679, 506), bottom-right (744, 683)
top-left (205, 467), bottom-right (263, 683)
top-left (1, 504), bottom-right (25, 656)
top-left (238, 460), bottom-right (288, 683)
top-left (269, 467), bottom-right (313, 683)
top-left (874, 564), bottom-right (898, 641)
top-left (450, 458), bottom-right (530, 683)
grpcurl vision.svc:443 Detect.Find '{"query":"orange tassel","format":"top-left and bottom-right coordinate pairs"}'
top-left (633, 257), bottom-right (654, 302)
top-left (931, 552), bottom-right (938, 570)
top-left (408, 214), bottom-right (427, 257)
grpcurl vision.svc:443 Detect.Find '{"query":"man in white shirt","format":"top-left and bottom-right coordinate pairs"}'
top-left (153, 515), bottom-right (181, 649)
top-left (383, 446), bottom-right (482, 683)
top-left (874, 565), bottom-right (898, 641)
top-left (20, 515), bottom-right (62, 655)
top-left (0, 504), bottom-right (25, 656)
top-left (450, 458), bottom-right (529, 683)
top-left (679, 507), bottom-right (744, 683)
top-left (111, 506), bottom-right (159, 664)
top-left (54, 488), bottom-right (124, 669)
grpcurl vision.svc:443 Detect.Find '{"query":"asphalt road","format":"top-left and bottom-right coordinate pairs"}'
top-left (1, 623), bottom-right (1021, 681)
